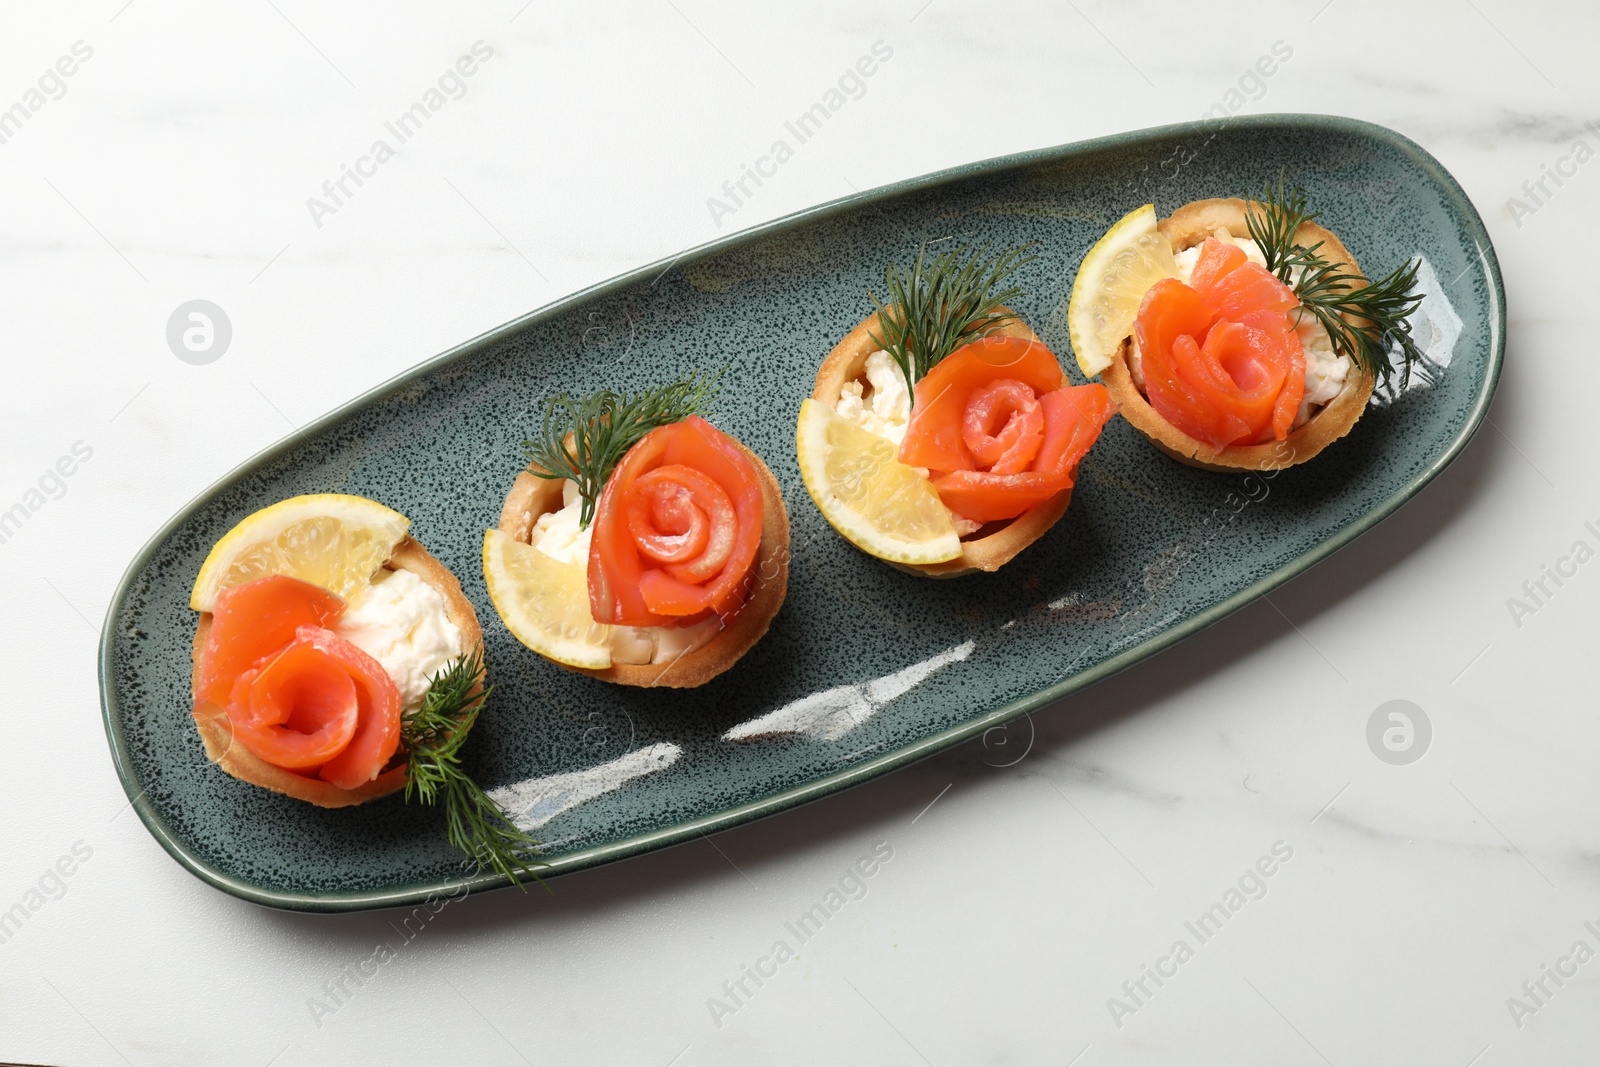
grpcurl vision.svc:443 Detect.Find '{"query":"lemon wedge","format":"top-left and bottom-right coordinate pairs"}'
top-left (482, 528), bottom-right (613, 669)
top-left (190, 494), bottom-right (410, 611)
top-left (1067, 203), bottom-right (1180, 377)
top-left (795, 398), bottom-right (961, 565)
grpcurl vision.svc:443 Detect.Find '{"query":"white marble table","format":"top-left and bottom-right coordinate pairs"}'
top-left (3, 0), bottom-right (1595, 1063)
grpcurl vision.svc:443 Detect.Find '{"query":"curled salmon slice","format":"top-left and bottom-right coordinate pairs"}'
top-left (303, 628), bottom-right (402, 789)
top-left (590, 416), bottom-right (764, 628)
top-left (1134, 238), bottom-right (1305, 449)
top-left (962, 378), bottom-right (1045, 474)
top-left (897, 334), bottom-right (1115, 525)
top-left (626, 463), bottom-right (736, 584)
top-left (226, 636), bottom-right (360, 770)
top-left (195, 575), bottom-right (345, 707)
top-left (929, 383), bottom-right (1117, 522)
top-left (900, 336), bottom-right (1064, 473)
top-left (1236, 309), bottom-right (1305, 441)
top-left (1035, 385), bottom-right (1118, 477)
top-left (226, 625), bottom-right (402, 787)
top-left (1192, 238), bottom-right (1298, 322)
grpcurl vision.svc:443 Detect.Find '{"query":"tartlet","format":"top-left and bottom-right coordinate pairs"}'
top-left (1101, 197), bottom-right (1376, 472)
top-left (192, 533), bottom-right (481, 809)
top-left (812, 310), bottom-right (1080, 578)
top-left (496, 436), bottom-right (789, 688)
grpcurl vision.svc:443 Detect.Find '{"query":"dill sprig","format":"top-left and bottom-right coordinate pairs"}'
top-left (869, 242), bottom-right (1036, 392)
top-left (1244, 173), bottom-right (1427, 388)
top-left (403, 647), bottom-right (543, 888)
top-left (521, 370), bottom-right (721, 528)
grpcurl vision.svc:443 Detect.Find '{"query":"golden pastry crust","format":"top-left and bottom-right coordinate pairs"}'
top-left (1102, 197), bottom-right (1377, 472)
top-left (189, 535), bottom-right (484, 809)
top-left (811, 309), bottom-right (1075, 578)
top-left (497, 437), bottom-right (790, 688)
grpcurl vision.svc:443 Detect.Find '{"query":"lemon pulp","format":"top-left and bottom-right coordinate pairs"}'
top-left (795, 398), bottom-right (960, 565)
top-left (1067, 203), bottom-right (1180, 377)
top-left (190, 494), bottom-right (410, 611)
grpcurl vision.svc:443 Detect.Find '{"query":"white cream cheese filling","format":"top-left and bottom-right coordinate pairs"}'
top-left (335, 567), bottom-right (464, 712)
top-left (529, 478), bottom-right (591, 565)
top-left (835, 349), bottom-right (914, 446)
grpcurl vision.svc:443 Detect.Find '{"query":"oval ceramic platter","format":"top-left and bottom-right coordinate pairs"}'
top-left (100, 114), bottom-right (1503, 912)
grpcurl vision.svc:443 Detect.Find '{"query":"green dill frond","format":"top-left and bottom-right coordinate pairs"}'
top-left (1245, 172), bottom-right (1426, 388)
top-left (869, 242), bottom-right (1036, 392)
top-left (521, 369), bottom-right (721, 529)
top-left (403, 647), bottom-right (544, 889)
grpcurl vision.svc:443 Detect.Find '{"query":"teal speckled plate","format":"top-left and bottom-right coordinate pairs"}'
top-left (99, 115), bottom-right (1503, 912)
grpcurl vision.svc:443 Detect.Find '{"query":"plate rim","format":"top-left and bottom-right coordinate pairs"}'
top-left (99, 112), bottom-right (1506, 912)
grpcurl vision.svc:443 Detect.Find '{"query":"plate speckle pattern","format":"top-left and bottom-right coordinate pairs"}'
top-left (100, 115), bottom-right (1503, 911)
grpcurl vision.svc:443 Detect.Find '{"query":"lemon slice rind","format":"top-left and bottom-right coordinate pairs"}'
top-left (1067, 203), bottom-right (1180, 378)
top-left (482, 528), bottom-right (613, 670)
top-left (796, 398), bottom-right (961, 566)
top-left (190, 494), bottom-right (410, 612)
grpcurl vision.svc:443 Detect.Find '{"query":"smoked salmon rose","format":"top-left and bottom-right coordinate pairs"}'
top-left (188, 511), bottom-right (489, 812)
top-left (898, 335), bottom-right (1115, 525)
top-left (1134, 238), bottom-right (1305, 451)
top-left (588, 416), bottom-right (766, 628)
